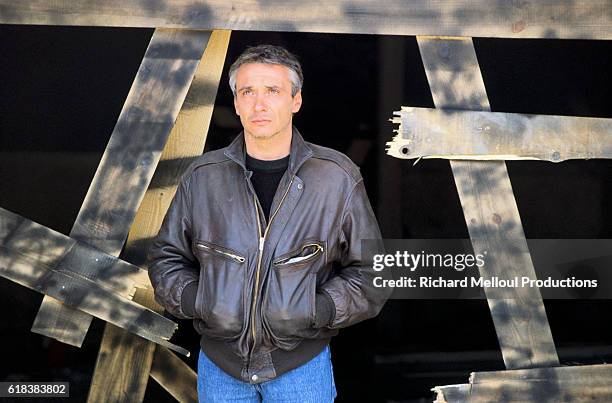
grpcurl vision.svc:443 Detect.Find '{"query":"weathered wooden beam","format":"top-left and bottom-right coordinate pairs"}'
top-left (87, 30), bottom-right (231, 403)
top-left (0, 208), bottom-right (148, 299)
top-left (150, 346), bottom-right (198, 403)
top-left (417, 36), bottom-right (559, 369)
top-left (0, 207), bottom-right (188, 356)
top-left (31, 28), bottom-right (211, 348)
top-left (433, 384), bottom-right (471, 403)
top-left (472, 363), bottom-right (612, 384)
top-left (434, 364), bottom-right (612, 402)
top-left (388, 107), bottom-right (612, 162)
top-left (87, 289), bottom-right (162, 403)
top-left (1, 1), bottom-right (612, 40)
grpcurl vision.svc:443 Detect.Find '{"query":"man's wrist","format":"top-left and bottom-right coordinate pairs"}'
top-left (180, 282), bottom-right (198, 318)
top-left (314, 291), bottom-right (335, 328)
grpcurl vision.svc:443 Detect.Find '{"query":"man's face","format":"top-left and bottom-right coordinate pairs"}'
top-left (233, 63), bottom-right (302, 141)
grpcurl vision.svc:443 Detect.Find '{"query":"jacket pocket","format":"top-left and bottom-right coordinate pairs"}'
top-left (262, 240), bottom-right (325, 350)
top-left (274, 243), bottom-right (324, 267)
top-left (193, 240), bottom-right (247, 341)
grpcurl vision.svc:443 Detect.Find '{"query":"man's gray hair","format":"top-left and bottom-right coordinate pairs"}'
top-left (229, 44), bottom-right (303, 97)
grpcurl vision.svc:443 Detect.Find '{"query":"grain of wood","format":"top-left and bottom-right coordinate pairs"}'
top-left (151, 345), bottom-right (198, 403)
top-left (388, 107), bottom-right (612, 161)
top-left (86, 290), bottom-right (160, 403)
top-left (434, 364), bottom-right (612, 402)
top-left (87, 30), bottom-right (231, 403)
top-left (1, 1), bottom-right (612, 39)
top-left (31, 28), bottom-right (211, 348)
top-left (0, 208), bottom-right (187, 355)
top-left (417, 36), bottom-right (559, 369)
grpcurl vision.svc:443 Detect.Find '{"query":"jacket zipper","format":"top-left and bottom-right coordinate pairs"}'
top-left (195, 243), bottom-right (245, 263)
top-left (250, 176), bottom-right (295, 348)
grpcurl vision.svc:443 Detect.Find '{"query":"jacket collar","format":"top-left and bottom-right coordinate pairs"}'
top-left (224, 126), bottom-right (314, 175)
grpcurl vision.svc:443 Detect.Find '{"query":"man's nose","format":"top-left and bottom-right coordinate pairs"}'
top-left (254, 94), bottom-right (268, 111)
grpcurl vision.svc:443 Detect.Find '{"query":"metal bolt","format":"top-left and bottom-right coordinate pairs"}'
top-left (251, 374), bottom-right (259, 382)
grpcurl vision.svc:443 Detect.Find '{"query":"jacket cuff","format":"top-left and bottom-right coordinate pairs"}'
top-left (313, 291), bottom-right (335, 328)
top-left (180, 282), bottom-right (198, 318)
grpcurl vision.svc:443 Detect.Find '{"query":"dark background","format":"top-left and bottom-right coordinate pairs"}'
top-left (1, 25), bottom-right (612, 402)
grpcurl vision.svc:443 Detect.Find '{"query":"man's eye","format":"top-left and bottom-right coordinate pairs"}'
top-left (268, 88), bottom-right (280, 94)
top-left (242, 90), bottom-right (252, 96)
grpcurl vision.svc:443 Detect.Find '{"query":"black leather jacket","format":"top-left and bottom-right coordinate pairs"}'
top-left (148, 128), bottom-right (389, 383)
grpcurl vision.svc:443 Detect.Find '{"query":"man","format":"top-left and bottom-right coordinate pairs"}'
top-left (148, 44), bottom-right (389, 402)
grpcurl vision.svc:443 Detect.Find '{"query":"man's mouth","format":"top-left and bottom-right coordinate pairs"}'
top-left (251, 118), bottom-right (271, 125)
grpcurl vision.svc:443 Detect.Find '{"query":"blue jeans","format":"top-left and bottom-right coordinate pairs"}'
top-left (197, 345), bottom-right (337, 402)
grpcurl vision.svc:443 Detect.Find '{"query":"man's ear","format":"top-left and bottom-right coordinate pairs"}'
top-left (292, 91), bottom-right (302, 113)
top-left (234, 96), bottom-right (240, 116)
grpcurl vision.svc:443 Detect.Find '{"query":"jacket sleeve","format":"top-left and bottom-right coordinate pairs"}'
top-left (319, 178), bottom-right (392, 329)
top-left (147, 176), bottom-right (199, 319)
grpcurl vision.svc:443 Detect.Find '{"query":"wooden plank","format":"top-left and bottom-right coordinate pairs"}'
top-left (417, 36), bottom-right (559, 369)
top-left (472, 363), bottom-right (612, 383)
top-left (150, 346), bottom-right (198, 403)
top-left (1, 1), bottom-right (612, 40)
top-left (470, 380), bottom-right (612, 402)
top-left (87, 30), bottom-right (231, 403)
top-left (436, 381), bottom-right (612, 403)
top-left (388, 107), bottom-right (612, 161)
top-left (434, 364), bottom-right (612, 402)
top-left (31, 28), bottom-right (211, 348)
top-left (0, 208), bottom-right (148, 299)
top-left (86, 289), bottom-right (161, 403)
top-left (0, 208), bottom-right (188, 356)
top-left (432, 384), bottom-right (471, 403)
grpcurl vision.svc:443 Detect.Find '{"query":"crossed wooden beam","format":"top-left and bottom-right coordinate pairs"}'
top-left (1, 25), bottom-right (230, 402)
top-left (2, 1), bottom-right (612, 402)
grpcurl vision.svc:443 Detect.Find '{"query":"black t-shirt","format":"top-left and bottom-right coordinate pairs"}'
top-left (246, 153), bottom-right (289, 221)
